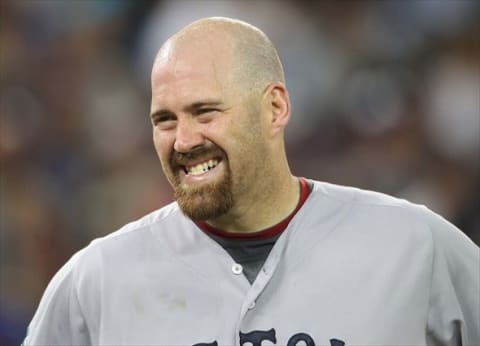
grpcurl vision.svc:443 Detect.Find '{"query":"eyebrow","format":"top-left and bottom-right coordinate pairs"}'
top-left (150, 109), bottom-right (174, 121)
top-left (150, 99), bottom-right (223, 119)
top-left (186, 100), bottom-right (223, 111)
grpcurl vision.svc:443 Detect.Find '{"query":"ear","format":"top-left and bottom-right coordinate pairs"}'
top-left (263, 82), bottom-right (291, 137)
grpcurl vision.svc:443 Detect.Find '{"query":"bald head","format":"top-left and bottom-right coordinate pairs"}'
top-left (153, 17), bottom-right (285, 96)
top-left (150, 18), bottom-right (295, 226)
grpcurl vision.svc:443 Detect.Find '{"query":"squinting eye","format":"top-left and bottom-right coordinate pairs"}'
top-left (197, 108), bottom-right (217, 115)
top-left (152, 115), bottom-right (177, 129)
top-left (152, 113), bottom-right (173, 123)
top-left (156, 121), bottom-right (177, 131)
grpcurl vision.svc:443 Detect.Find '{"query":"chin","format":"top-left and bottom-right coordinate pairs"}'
top-left (175, 177), bottom-right (233, 221)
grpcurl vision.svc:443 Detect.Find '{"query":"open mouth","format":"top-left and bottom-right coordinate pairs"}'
top-left (183, 158), bottom-right (221, 176)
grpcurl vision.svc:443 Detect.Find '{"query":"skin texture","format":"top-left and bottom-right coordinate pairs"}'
top-left (150, 17), bottom-right (299, 233)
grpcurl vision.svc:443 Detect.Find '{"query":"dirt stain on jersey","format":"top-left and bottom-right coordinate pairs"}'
top-left (157, 291), bottom-right (187, 311)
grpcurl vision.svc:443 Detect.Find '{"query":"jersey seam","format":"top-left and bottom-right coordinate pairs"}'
top-left (425, 222), bottom-right (437, 340)
top-left (409, 206), bottom-right (436, 337)
top-left (311, 180), bottom-right (422, 209)
top-left (88, 203), bottom-right (182, 247)
top-left (72, 250), bottom-right (94, 345)
top-left (321, 188), bottom-right (424, 213)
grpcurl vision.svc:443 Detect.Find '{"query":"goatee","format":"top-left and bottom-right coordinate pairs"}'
top-left (175, 170), bottom-right (233, 220)
top-left (170, 146), bottom-right (234, 220)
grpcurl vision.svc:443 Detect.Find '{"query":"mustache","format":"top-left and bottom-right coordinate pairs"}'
top-left (170, 145), bottom-right (225, 167)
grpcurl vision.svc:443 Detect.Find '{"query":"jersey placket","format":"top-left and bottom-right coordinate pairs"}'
top-left (233, 234), bottom-right (287, 345)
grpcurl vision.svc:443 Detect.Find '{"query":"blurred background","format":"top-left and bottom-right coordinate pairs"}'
top-left (1, 0), bottom-right (479, 344)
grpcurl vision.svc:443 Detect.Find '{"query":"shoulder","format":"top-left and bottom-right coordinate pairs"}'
top-left (61, 202), bottom-right (189, 277)
top-left (97, 201), bottom-right (182, 239)
top-left (309, 179), bottom-right (436, 219)
top-left (310, 179), bottom-right (415, 209)
top-left (306, 179), bottom-right (475, 248)
top-left (89, 201), bottom-right (183, 247)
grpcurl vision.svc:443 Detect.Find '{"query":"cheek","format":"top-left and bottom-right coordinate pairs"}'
top-left (153, 130), bottom-right (173, 163)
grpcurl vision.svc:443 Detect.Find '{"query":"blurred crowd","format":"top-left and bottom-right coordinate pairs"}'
top-left (1, 1), bottom-right (479, 344)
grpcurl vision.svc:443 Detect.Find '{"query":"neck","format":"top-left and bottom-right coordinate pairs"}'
top-left (206, 172), bottom-right (300, 233)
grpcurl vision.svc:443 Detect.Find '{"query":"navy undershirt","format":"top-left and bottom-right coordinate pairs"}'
top-left (207, 233), bottom-right (283, 284)
top-left (197, 178), bottom-right (312, 284)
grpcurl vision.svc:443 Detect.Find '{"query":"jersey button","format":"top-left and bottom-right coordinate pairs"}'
top-left (248, 301), bottom-right (256, 310)
top-left (232, 263), bottom-right (243, 275)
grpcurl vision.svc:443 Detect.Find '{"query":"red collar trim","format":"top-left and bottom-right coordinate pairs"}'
top-left (196, 177), bottom-right (311, 240)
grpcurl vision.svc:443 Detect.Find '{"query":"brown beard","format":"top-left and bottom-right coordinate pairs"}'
top-left (174, 166), bottom-right (233, 220)
top-left (169, 146), bottom-right (234, 220)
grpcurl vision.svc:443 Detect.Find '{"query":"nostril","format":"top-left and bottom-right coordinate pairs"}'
top-left (174, 139), bottom-right (205, 154)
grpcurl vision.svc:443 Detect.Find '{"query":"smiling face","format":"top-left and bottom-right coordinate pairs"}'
top-left (150, 33), bottom-right (268, 220)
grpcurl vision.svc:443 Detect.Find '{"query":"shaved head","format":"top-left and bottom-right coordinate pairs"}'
top-left (153, 17), bottom-right (285, 97)
top-left (151, 17), bottom-right (294, 226)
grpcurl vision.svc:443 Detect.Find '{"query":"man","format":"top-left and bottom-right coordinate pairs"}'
top-left (24, 17), bottom-right (479, 346)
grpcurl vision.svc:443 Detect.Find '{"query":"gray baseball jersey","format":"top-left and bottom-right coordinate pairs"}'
top-left (23, 180), bottom-right (480, 346)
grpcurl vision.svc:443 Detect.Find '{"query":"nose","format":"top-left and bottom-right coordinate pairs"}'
top-left (173, 118), bottom-right (205, 153)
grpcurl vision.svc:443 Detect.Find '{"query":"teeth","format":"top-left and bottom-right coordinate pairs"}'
top-left (186, 159), bottom-right (219, 175)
